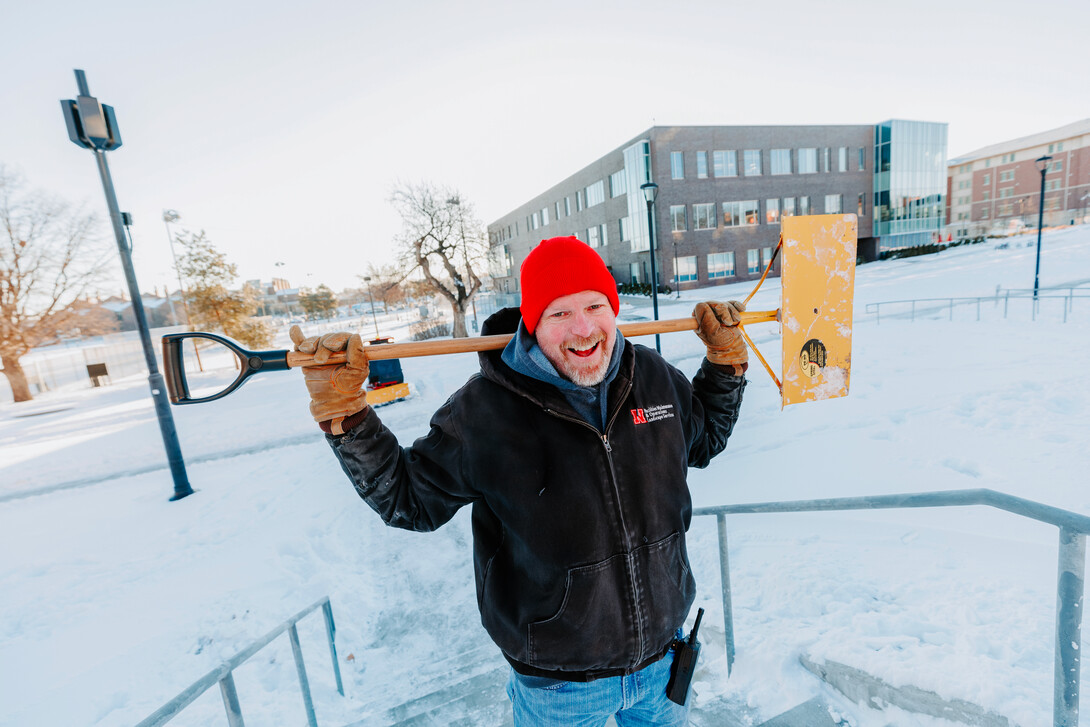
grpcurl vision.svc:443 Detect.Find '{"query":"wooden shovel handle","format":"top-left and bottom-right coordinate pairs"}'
top-left (285, 310), bottom-right (778, 366)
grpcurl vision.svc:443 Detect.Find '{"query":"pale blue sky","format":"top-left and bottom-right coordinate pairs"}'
top-left (2, 0), bottom-right (1086, 293)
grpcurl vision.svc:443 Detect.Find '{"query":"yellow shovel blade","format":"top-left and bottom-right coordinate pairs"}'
top-left (365, 382), bottom-right (411, 407)
top-left (780, 214), bottom-right (857, 407)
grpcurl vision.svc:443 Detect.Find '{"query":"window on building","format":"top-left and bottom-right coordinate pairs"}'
top-left (982, 190), bottom-right (990, 201)
top-left (999, 170), bottom-right (1015, 183)
top-left (858, 147), bottom-right (866, 171)
top-left (554, 201), bottom-right (561, 220)
top-left (713, 150), bottom-right (737, 177)
top-left (541, 207), bottom-right (549, 226)
top-left (999, 187), bottom-right (1014, 198)
top-left (980, 208), bottom-right (989, 219)
top-left (982, 174), bottom-right (990, 185)
top-left (798, 148), bottom-right (818, 174)
top-left (531, 213), bottom-right (539, 230)
top-left (576, 190), bottom-right (584, 212)
top-left (825, 194), bottom-right (842, 214)
top-left (1049, 160), bottom-right (1063, 172)
top-left (857, 193), bottom-right (865, 217)
top-left (771, 149), bottom-right (792, 175)
top-left (619, 216), bottom-right (632, 242)
top-left (761, 247), bottom-right (774, 269)
top-left (585, 180), bottom-right (605, 208)
top-left (693, 203), bottom-right (717, 230)
top-left (722, 200), bottom-right (760, 227)
top-left (783, 197), bottom-right (796, 217)
top-left (671, 151), bottom-right (684, 180)
top-left (985, 159), bottom-right (991, 168)
top-left (670, 205), bottom-right (687, 232)
top-left (675, 255), bottom-right (698, 283)
top-left (766, 198), bottom-right (780, 224)
top-left (1045, 196), bottom-right (1061, 211)
top-left (1046, 179), bottom-right (1063, 191)
top-left (707, 252), bottom-right (735, 279)
top-left (629, 262), bottom-right (641, 284)
top-left (610, 170), bottom-right (627, 198)
top-left (823, 147), bottom-right (831, 172)
top-left (960, 163), bottom-right (972, 174)
top-left (600, 223), bottom-right (608, 246)
top-left (696, 151), bottom-right (708, 179)
top-left (747, 249), bottom-right (760, 274)
top-left (743, 150), bottom-right (761, 176)
top-left (588, 226), bottom-right (600, 248)
top-left (798, 196), bottom-right (811, 215)
top-left (838, 147), bottom-right (848, 172)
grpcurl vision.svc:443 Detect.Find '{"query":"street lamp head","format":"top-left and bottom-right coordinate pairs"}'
top-left (163, 209), bottom-right (180, 223)
top-left (1036, 155), bottom-right (1053, 173)
top-left (640, 182), bottom-right (659, 205)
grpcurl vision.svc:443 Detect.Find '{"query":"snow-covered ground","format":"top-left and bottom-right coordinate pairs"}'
top-left (2, 227), bottom-right (1089, 726)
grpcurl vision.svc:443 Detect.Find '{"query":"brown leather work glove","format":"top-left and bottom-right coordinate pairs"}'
top-left (289, 326), bottom-right (370, 434)
top-left (692, 300), bottom-right (748, 376)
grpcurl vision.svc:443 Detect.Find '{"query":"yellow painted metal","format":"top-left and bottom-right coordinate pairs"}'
top-left (365, 382), bottom-right (411, 407)
top-left (779, 214), bottom-right (857, 407)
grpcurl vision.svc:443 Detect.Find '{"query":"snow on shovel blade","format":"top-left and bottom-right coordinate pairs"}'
top-left (780, 214), bottom-right (857, 407)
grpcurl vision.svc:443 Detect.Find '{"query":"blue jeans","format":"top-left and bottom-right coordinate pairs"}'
top-left (505, 643), bottom-right (690, 727)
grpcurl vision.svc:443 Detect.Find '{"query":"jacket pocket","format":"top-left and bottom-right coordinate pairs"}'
top-left (527, 554), bottom-right (630, 671)
top-left (637, 531), bottom-right (695, 650)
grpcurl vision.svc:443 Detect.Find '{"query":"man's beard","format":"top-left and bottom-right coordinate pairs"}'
top-left (546, 334), bottom-right (614, 387)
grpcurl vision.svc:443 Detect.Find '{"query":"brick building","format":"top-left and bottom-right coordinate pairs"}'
top-left (488, 120), bottom-right (947, 295)
top-left (946, 118), bottom-right (1090, 239)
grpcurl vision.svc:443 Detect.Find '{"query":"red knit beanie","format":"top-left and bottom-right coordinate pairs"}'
top-left (519, 236), bottom-right (620, 334)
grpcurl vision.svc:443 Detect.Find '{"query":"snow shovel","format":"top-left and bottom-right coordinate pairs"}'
top-left (162, 214), bottom-right (855, 408)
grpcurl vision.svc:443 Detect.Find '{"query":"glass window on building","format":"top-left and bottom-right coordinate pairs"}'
top-left (588, 226), bottom-right (600, 248)
top-left (771, 149), bottom-right (792, 175)
top-left (761, 247), bottom-right (774, 269)
top-left (532, 212), bottom-right (540, 230)
top-left (693, 203), bottom-right (717, 230)
top-left (670, 205), bottom-right (687, 232)
top-left (766, 198), bottom-right (780, 224)
top-left (857, 193), bottom-right (865, 217)
top-left (610, 170), bottom-right (627, 198)
top-left (872, 120), bottom-right (948, 248)
top-left (707, 252), bottom-right (735, 279)
top-left (586, 180), bottom-right (605, 208)
top-left (799, 148), bottom-right (817, 174)
top-left (541, 207), bottom-right (550, 226)
top-left (982, 174), bottom-right (990, 185)
top-left (747, 248), bottom-right (760, 274)
top-left (722, 200), bottom-right (760, 227)
top-left (565, 197), bottom-right (571, 216)
top-left (825, 194), bottom-right (842, 214)
top-left (671, 151), bottom-right (684, 180)
top-left (783, 197), bottom-right (796, 217)
top-left (743, 150), bottom-right (762, 176)
top-left (823, 148), bottom-right (831, 172)
top-left (502, 245), bottom-right (513, 275)
top-left (630, 262), bottom-right (641, 284)
top-left (554, 201), bottom-right (561, 220)
top-left (619, 216), bottom-right (632, 242)
top-left (600, 223), bottom-right (608, 246)
top-left (858, 147), bottom-right (866, 171)
top-left (696, 151), bottom-right (708, 179)
top-left (1049, 160), bottom-right (1063, 172)
top-left (576, 190), bottom-right (584, 212)
top-left (713, 150), bottom-right (737, 177)
top-left (799, 196), bottom-right (811, 215)
top-left (838, 147), bottom-right (848, 172)
top-left (675, 255), bottom-right (698, 283)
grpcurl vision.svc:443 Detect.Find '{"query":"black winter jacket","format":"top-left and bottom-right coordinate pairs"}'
top-left (328, 307), bottom-right (746, 681)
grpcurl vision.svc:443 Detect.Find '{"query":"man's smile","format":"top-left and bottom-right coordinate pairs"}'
top-left (568, 341), bottom-right (600, 358)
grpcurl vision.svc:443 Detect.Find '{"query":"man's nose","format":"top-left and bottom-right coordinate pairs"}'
top-left (570, 312), bottom-right (595, 337)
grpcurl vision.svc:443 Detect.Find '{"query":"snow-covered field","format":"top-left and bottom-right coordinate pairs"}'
top-left (2, 227), bottom-right (1089, 726)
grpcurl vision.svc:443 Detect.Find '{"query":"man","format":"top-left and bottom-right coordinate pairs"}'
top-left (291, 235), bottom-right (747, 726)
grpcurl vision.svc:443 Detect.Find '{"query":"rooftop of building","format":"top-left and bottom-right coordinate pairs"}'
top-left (949, 117), bottom-right (1090, 165)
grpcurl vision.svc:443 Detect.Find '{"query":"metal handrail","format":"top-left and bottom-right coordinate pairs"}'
top-left (865, 291), bottom-right (1088, 324)
top-left (693, 488), bottom-right (1087, 727)
top-left (136, 596), bottom-right (344, 727)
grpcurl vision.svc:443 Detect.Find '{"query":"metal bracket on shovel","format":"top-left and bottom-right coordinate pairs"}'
top-left (162, 214), bottom-right (856, 408)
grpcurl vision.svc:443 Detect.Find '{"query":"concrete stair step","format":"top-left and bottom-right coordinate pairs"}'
top-left (345, 665), bottom-right (511, 726)
top-left (756, 697), bottom-right (848, 727)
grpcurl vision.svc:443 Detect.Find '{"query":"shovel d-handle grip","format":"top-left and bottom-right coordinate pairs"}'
top-left (285, 310), bottom-right (779, 367)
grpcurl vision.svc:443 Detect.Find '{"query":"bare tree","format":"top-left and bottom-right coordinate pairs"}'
top-left (0, 167), bottom-right (116, 402)
top-left (390, 182), bottom-right (488, 338)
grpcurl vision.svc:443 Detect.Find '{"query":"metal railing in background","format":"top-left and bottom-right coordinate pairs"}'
top-left (866, 288), bottom-right (1090, 325)
top-left (693, 489), bottom-right (1089, 727)
top-left (136, 596), bottom-right (343, 727)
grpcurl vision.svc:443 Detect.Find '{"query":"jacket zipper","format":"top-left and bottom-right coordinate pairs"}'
top-left (542, 382), bottom-right (648, 662)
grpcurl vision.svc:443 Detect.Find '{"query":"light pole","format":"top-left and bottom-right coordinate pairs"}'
top-left (363, 276), bottom-right (380, 338)
top-left (61, 69), bottom-right (193, 501)
top-left (1034, 155), bottom-right (1052, 301)
top-left (162, 210), bottom-right (194, 328)
top-left (640, 181), bottom-right (661, 353)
